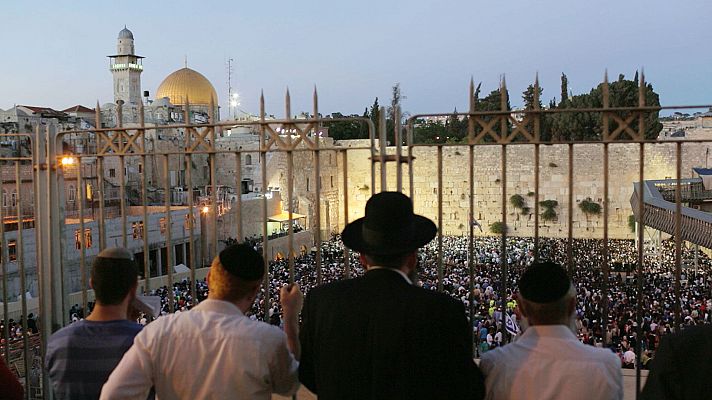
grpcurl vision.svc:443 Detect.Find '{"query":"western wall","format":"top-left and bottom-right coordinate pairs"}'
top-left (336, 140), bottom-right (712, 240)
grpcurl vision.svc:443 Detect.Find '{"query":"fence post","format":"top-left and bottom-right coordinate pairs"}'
top-left (35, 124), bottom-right (64, 399)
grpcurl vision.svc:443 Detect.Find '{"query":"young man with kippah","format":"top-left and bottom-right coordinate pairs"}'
top-left (46, 247), bottom-right (143, 400)
top-left (480, 262), bottom-right (623, 400)
top-left (101, 243), bottom-right (303, 400)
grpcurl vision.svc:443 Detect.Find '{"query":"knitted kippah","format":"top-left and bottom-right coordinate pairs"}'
top-left (97, 247), bottom-right (134, 261)
top-left (218, 243), bottom-right (264, 281)
top-left (518, 261), bottom-right (571, 303)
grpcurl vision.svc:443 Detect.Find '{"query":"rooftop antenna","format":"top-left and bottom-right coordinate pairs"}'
top-left (227, 58), bottom-right (235, 119)
top-left (184, 55), bottom-right (187, 68)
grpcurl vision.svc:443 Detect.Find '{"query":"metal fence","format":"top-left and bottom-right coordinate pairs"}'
top-left (1, 74), bottom-right (712, 399)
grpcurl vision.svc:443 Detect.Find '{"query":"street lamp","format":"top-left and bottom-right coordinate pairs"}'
top-left (60, 156), bottom-right (76, 167)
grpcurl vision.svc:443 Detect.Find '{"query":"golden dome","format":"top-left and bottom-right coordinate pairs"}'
top-left (155, 67), bottom-right (218, 106)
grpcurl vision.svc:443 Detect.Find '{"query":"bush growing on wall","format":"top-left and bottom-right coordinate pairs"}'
top-left (490, 221), bottom-right (507, 235)
top-left (579, 198), bottom-right (602, 216)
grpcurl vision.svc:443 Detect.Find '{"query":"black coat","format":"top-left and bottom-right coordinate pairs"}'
top-left (299, 268), bottom-right (485, 400)
top-left (640, 324), bottom-right (712, 400)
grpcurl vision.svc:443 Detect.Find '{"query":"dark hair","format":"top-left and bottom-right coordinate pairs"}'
top-left (91, 256), bottom-right (139, 305)
top-left (363, 252), bottom-right (410, 269)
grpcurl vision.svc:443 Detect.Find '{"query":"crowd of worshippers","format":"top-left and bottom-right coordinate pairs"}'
top-left (103, 234), bottom-right (710, 366)
top-left (25, 191), bottom-right (710, 400)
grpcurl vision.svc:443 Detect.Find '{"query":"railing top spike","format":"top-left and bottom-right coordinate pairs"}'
top-left (604, 69), bottom-right (609, 84)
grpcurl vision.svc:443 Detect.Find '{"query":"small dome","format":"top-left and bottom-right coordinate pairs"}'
top-left (156, 67), bottom-right (218, 106)
top-left (118, 27), bottom-right (134, 40)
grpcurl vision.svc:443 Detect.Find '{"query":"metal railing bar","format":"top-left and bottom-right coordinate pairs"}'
top-left (342, 150), bottom-right (351, 279)
top-left (77, 156), bottom-right (88, 315)
top-left (15, 160), bottom-right (31, 396)
top-left (235, 152), bottom-right (244, 242)
top-left (674, 143), bottom-right (682, 330)
top-left (567, 144), bottom-right (574, 274)
top-left (163, 155), bottom-right (175, 313)
top-left (437, 146), bottom-right (443, 293)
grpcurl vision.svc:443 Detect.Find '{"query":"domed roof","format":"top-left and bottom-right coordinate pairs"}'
top-left (155, 67), bottom-right (218, 106)
top-left (118, 26), bottom-right (134, 40)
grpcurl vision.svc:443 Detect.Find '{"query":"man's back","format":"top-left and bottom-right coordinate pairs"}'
top-left (480, 325), bottom-right (622, 400)
top-left (299, 268), bottom-right (484, 400)
top-left (101, 299), bottom-right (299, 400)
top-left (46, 319), bottom-right (142, 400)
top-left (640, 324), bottom-right (712, 399)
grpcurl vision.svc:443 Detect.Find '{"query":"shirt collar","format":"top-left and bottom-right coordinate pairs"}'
top-left (194, 298), bottom-right (245, 316)
top-left (522, 324), bottom-right (577, 340)
top-left (368, 266), bottom-right (413, 285)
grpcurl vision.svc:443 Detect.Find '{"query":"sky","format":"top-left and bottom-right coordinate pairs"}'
top-left (1, 0), bottom-right (711, 118)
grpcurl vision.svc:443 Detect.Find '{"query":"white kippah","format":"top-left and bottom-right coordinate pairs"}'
top-left (97, 247), bottom-right (134, 261)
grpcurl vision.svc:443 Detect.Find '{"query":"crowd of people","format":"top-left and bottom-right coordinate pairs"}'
top-left (5, 191), bottom-right (711, 400)
top-left (128, 234), bottom-right (712, 367)
top-left (3, 233), bottom-right (710, 379)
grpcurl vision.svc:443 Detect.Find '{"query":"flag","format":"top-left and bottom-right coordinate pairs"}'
top-left (505, 313), bottom-right (520, 336)
top-left (471, 219), bottom-right (483, 233)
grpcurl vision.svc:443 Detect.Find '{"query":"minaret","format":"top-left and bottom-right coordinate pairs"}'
top-left (108, 26), bottom-right (144, 105)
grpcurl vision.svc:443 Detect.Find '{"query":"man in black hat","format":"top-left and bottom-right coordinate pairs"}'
top-left (640, 323), bottom-right (712, 399)
top-left (299, 191), bottom-right (485, 399)
top-left (101, 243), bottom-right (303, 400)
top-left (480, 262), bottom-right (622, 400)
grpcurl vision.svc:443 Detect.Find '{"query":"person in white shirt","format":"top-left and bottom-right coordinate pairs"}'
top-left (480, 262), bottom-right (623, 400)
top-left (623, 348), bottom-right (636, 369)
top-left (100, 243), bottom-right (302, 400)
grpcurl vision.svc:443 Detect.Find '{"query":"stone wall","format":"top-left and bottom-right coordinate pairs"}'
top-left (336, 141), bottom-right (712, 239)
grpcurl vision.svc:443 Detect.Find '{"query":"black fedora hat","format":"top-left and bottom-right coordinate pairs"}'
top-left (341, 191), bottom-right (436, 255)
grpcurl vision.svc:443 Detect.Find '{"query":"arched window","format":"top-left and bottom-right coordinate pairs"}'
top-left (10, 190), bottom-right (16, 208)
top-left (245, 154), bottom-right (252, 165)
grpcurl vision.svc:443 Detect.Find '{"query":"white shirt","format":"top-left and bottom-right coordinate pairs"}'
top-left (100, 299), bottom-right (299, 400)
top-left (623, 349), bottom-right (636, 364)
top-left (480, 325), bottom-right (623, 400)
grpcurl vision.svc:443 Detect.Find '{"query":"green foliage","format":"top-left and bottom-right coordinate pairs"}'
top-left (579, 198), bottom-right (602, 215)
top-left (541, 72), bottom-right (663, 142)
top-left (326, 112), bottom-right (369, 140)
top-left (489, 221), bottom-right (507, 235)
top-left (527, 191), bottom-right (536, 197)
top-left (549, 162), bottom-right (558, 168)
top-left (541, 208), bottom-right (558, 222)
top-left (413, 120), bottom-right (448, 144)
top-left (509, 194), bottom-right (526, 209)
top-left (560, 73), bottom-right (569, 105)
top-left (522, 84), bottom-right (543, 110)
top-left (471, 86), bottom-right (512, 143)
top-left (539, 199), bottom-right (559, 222)
top-left (539, 199), bottom-right (559, 209)
top-left (628, 214), bottom-right (636, 232)
top-left (521, 207), bottom-right (530, 215)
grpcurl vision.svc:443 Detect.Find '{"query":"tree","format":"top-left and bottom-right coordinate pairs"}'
top-left (325, 112), bottom-right (368, 140)
top-left (560, 73), bottom-right (569, 106)
top-left (446, 108), bottom-right (467, 142)
top-left (522, 84), bottom-right (543, 110)
top-left (413, 119), bottom-right (447, 144)
top-left (546, 73), bottom-right (662, 141)
top-left (369, 97), bottom-right (380, 128)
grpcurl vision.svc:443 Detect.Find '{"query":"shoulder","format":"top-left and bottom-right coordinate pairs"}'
top-left (479, 346), bottom-right (510, 372)
top-left (578, 343), bottom-right (621, 366)
top-left (409, 285), bottom-right (466, 313)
